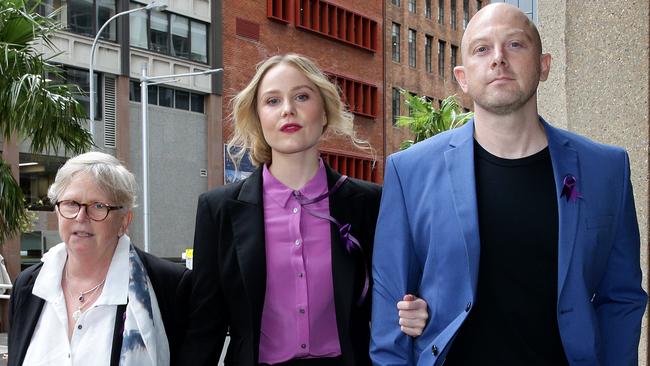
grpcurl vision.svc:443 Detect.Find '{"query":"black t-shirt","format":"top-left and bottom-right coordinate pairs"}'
top-left (444, 141), bottom-right (569, 366)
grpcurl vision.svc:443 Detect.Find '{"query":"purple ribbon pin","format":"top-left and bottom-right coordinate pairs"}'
top-left (560, 174), bottom-right (582, 202)
top-left (293, 175), bottom-right (369, 306)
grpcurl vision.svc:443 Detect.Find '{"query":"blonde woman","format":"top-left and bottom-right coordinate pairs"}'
top-left (182, 54), bottom-right (427, 366)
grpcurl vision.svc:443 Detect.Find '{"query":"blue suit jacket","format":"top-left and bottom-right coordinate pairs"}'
top-left (370, 118), bottom-right (647, 366)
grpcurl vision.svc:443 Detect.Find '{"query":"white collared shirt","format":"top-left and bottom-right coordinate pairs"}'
top-left (23, 235), bottom-right (131, 366)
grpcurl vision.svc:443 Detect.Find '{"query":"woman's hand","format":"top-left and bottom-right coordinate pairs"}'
top-left (397, 294), bottom-right (429, 337)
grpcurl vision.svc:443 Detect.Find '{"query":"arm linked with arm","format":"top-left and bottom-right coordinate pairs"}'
top-left (370, 156), bottom-right (421, 365)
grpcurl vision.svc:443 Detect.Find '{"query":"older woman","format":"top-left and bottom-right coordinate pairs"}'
top-left (182, 54), bottom-right (428, 366)
top-left (8, 152), bottom-right (190, 366)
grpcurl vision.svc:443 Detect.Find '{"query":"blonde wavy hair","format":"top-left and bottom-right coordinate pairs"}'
top-left (227, 53), bottom-right (372, 167)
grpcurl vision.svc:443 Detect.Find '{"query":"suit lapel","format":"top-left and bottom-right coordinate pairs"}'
top-left (543, 120), bottom-right (580, 298)
top-left (445, 121), bottom-right (481, 294)
top-left (227, 168), bottom-right (267, 331)
top-left (13, 269), bottom-right (46, 366)
top-left (326, 165), bottom-right (356, 346)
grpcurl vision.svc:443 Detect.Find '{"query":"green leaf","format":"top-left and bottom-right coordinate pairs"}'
top-left (396, 93), bottom-right (474, 149)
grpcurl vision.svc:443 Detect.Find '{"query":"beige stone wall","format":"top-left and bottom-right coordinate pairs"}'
top-left (537, 1), bottom-right (650, 363)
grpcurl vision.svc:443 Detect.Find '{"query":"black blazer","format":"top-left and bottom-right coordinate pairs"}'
top-left (182, 163), bottom-right (381, 366)
top-left (8, 246), bottom-right (191, 366)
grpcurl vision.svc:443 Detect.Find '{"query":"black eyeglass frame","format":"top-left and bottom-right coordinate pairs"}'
top-left (55, 200), bottom-right (124, 222)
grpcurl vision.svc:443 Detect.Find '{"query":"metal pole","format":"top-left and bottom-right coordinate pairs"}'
top-left (89, 3), bottom-right (166, 145)
top-left (141, 64), bottom-right (150, 253)
top-left (139, 67), bottom-right (221, 252)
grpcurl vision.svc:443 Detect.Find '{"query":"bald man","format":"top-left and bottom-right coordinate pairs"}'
top-left (370, 3), bottom-right (646, 366)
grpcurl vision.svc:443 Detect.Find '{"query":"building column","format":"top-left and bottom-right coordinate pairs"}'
top-left (206, 94), bottom-right (223, 190)
top-left (116, 75), bottom-right (131, 168)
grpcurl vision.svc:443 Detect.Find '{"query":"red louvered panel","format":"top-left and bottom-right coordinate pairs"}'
top-left (236, 18), bottom-right (260, 41)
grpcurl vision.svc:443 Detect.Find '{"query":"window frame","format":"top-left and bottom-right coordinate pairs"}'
top-left (408, 28), bottom-right (416, 68)
top-left (425, 35), bottom-right (433, 73)
top-left (67, 0), bottom-right (117, 41)
top-left (438, 39), bottom-right (446, 79)
top-left (128, 1), bottom-right (209, 64)
top-left (392, 22), bottom-right (401, 63)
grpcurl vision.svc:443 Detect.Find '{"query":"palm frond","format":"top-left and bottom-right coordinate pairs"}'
top-left (396, 93), bottom-right (474, 150)
top-left (0, 160), bottom-right (29, 244)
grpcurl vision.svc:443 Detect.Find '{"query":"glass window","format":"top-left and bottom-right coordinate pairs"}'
top-left (451, 45), bottom-right (458, 81)
top-left (451, 0), bottom-right (457, 29)
top-left (158, 86), bottom-right (173, 107)
top-left (476, 0), bottom-right (482, 10)
top-left (175, 90), bottom-right (190, 110)
top-left (56, 67), bottom-right (101, 120)
top-left (463, 0), bottom-right (470, 28)
top-left (438, 0), bottom-right (444, 24)
top-left (171, 15), bottom-right (190, 59)
top-left (408, 29), bottom-right (416, 68)
top-left (67, 0), bottom-right (116, 40)
top-left (19, 153), bottom-right (67, 210)
top-left (190, 93), bottom-right (204, 113)
top-left (392, 0), bottom-right (401, 6)
top-left (38, 0), bottom-right (63, 19)
top-left (425, 0), bottom-right (432, 18)
top-left (425, 35), bottom-right (433, 73)
top-left (190, 21), bottom-right (208, 63)
top-left (129, 3), bottom-right (148, 48)
top-left (409, 0), bottom-right (416, 13)
top-left (97, 0), bottom-right (116, 40)
top-left (392, 88), bottom-right (400, 125)
top-left (438, 40), bottom-right (446, 79)
top-left (391, 23), bottom-right (400, 63)
top-left (148, 85), bottom-right (158, 105)
top-left (150, 11), bottom-right (169, 54)
top-left (68, 0), bottom-right (94, 36)
top-left (129, 80), bottom-right (141, 102)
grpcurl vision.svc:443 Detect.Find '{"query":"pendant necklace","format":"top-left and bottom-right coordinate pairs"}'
top-left (64, 264), bottom-right (106, 321)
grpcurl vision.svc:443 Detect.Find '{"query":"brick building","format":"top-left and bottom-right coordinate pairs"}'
top-left (384, 0), bottom-right (484, 153)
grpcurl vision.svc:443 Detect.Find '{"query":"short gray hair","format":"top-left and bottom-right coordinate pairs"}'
top-left (48, 152), bottom-right (137, 209)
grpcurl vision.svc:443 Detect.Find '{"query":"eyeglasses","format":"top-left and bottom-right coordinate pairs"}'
top-left (55, 200), bottom-right (124, 222)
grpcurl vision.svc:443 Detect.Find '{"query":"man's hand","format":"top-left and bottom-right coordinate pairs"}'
top-left (397, 294), bottom-right (429, 337)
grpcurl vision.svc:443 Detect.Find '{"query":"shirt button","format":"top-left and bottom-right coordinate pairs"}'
top-left (299, 308), bottom-right (305, 314)
top-left (292, 207), bottom-right (299, 213)
top-left (432, 344), bottom-right (439, 356)
top-left (300, 344), bottom-right (306, 349)
top-left (77, 324), bottom-right (82, 330)
top-left (298, 272), bottom-right (304, 278)
top-left (295, 239), bottom-right (302, 246)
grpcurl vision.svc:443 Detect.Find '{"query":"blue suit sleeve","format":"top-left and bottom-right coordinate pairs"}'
top-left (594, 152), bottom-right (648, 365)
top-left (370, 156), bottom-right (421, 365)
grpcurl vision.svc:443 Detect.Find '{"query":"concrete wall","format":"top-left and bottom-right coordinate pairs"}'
top-left (537, 1), bottom-right (650, 363)
top-left (128, 103), bottom-right (208, 258)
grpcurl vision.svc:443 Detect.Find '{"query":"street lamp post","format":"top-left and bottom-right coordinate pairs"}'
top-left (89, 1), bottom-right (167, 143)
top-left (140, 66), bottom-right (223, 252)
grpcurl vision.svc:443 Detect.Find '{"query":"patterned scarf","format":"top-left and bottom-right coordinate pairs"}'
top-left (119, 244), bottom-right (169, 366)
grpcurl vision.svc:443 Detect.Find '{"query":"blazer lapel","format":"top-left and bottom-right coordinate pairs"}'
top-left (12, 269), bottom-right (45, 366)
top-left (326, 165), bottom-right (356, 343)
top-left (444, 121), bottom-right (481, 294)
top-left (543, 119), bottom-right (580, 298)
top-left (227, 168), bottom-right (267, 331)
